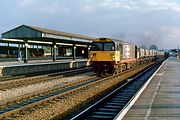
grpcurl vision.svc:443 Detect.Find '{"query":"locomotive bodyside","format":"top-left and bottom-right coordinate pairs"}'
top-left (90, 37), bottom-right (165, 76)
top-left (90, 38), bottom-right (137, 75)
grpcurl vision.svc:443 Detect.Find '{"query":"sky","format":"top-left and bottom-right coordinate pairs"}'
top-left (0, 0), bottom-right (180, 49)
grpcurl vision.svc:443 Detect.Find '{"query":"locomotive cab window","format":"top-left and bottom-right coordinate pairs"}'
top-left (91, 43), bottom-right (103, 51)
top-left (104, 43), bottom-right (115, 51)
top-left (91, 42), bottom-right (115, 51)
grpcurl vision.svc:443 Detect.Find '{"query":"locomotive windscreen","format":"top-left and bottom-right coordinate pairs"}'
top-left (91, 43), bottom-right (103, 51)
top-left (91, 42), bottom-right (115, 51)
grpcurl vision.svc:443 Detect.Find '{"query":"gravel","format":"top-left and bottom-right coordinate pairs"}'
top-left (0, 72), bottom-right (93, 101)
top-left (14, 65), bottom-right (148, 120)
top-left (14, 78), bottom-right (115, 120)
top-left (0, 64), bottom-right (149, 120)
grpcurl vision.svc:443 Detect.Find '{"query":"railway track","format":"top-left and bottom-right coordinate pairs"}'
top-left (0, 67), bottom-right (93, 90)
top-left (0, 66), bottom-right (93, 82)
top-left (69, 61), bottom-right (163, 120)
top-left (0, 61), bottom-right (160, 120)
top-left (0, 75), bottom-right (101, 119)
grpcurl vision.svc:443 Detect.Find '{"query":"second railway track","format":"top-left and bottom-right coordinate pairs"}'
top-left (0, 67), bottom-right (93, 90)
top-left (0, 75), bottom-right (101, 119)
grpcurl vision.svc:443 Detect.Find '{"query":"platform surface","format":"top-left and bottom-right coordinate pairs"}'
top-left (0, 58), bottom-right (88, 67)
top-left (122, 57), bottom-right (180, 120)
top-left (0, 58), bottom-right (89, 76)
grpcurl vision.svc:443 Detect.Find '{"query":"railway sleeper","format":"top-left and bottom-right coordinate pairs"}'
top-left (110, 99), bottom-right (128, 103)
top-left (106, 102), bottom-right (124, 106)
top-left (114, 95), bottom-right (130, 99)
top-left (104, 105), bottom-right (124, 109)
top-left (89, 115), bottom-right (113, 119)
top-left (93, 111), bottom-right (117, 115)
top-left (106, 101), bottom-right (126, 105)
top-left (98, 108), bottom-right (119, 112)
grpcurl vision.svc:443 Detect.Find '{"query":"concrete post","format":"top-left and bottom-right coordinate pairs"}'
top-left (42, 45), bottom-right (44, 56)
top-left (73, 44), bottom-right (76, 60)
top-left (58, 46), bottom-right (60, 56)
top-left (18, 44), bottom-right (21, 51)
top-left (37, 45), bottom-right (39, 53)
top-left (87, 45), bottom-right (91, 59)
top-left (53, 44), bottom-right (56, 62)
top-left (24, 42), bottom-right (28, 63)
top-left (7, 43), bottom-right (10, 57)
top-left (51, 46), bottom-right (53, 57)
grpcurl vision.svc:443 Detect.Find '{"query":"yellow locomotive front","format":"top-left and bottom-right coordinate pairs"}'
top-left (90, 38), bottom-right (120, 75)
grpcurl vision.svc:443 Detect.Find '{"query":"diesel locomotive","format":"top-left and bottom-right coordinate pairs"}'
top-left (90, 38), bottom-right (164, 76)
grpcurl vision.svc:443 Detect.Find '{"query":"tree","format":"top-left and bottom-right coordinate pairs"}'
top-left (150, 45), bottom-right (158, 50)
top-left (140, 45), bottom-right (147, 49)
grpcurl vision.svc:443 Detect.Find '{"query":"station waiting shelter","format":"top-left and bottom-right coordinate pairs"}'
top-left (1, 25), bottom-right (93, 63)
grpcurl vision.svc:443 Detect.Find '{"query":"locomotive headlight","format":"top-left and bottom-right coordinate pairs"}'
top-left (112, 55), bottom-right (115, 60)
top-left (91, 53), bottom-right (96, 58)
top-left (110, 53), bottom-right (115, 60)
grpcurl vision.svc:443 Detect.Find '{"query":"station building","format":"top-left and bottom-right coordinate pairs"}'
top-left (0, 25), bottom-right (93, 63)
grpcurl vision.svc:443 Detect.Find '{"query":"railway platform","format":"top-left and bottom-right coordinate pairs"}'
top-left (0, 58), bottom-right (89, 77)
top-left (118, 57), bottom-right (180, 120)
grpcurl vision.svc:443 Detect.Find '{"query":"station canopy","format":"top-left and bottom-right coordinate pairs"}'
top-left (1, 25), bottom-right (93, 45)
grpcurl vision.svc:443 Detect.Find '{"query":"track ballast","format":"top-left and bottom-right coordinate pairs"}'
top-left (70, 61), bottom-right (163, 120)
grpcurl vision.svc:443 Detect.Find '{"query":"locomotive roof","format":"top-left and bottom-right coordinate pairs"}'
top-left (111, 38), bottom-right (135, 46)
top-left (93, 37), bottom-right (135, 46)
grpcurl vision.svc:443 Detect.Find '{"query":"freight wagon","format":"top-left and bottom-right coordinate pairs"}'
top-left (90, 38), bottom-right (164, 76)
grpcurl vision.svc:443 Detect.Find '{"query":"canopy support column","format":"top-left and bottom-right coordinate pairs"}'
top-left (87, 45), bottom-right (90, 59)
top-left (7, 43), bottom-right (10, 57)
top-left (18, 44), bottom-right (21, 51)
top-left (51, 46), bottom-right (53, 57)
top-left (24, 41), bottom-right (28, 63)
top-left (72, 44), bottom-right (76, 60)
top-left (53, 43), bottom-right (56, 62)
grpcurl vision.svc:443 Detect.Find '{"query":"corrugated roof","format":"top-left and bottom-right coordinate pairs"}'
top-left (26, 25), bottom-right (93, 40)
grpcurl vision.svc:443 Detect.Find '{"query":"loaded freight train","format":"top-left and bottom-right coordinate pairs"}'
top-left (90, 38), bottom-right (164, 76)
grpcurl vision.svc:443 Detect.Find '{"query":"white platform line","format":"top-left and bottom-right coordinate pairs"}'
top-left (144, 78), bottom-right (161, 120)
top-left (114, 59), bottom-right (168, 120)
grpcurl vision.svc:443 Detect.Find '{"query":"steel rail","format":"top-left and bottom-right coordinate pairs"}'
top-left (69, 61), bottom-right (163, 120)
top-left (0, 75), bottom-right (100, 119)
top-left (0, 67), bottom-right (93, 90)
top-left (0, 61), bottom-right (159, 120)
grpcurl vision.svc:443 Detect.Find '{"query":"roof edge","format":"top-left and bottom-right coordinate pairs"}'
top-left (1, 24), bottom-right (93, 40)
top-left (1, 24), bottom-right (26, 36)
